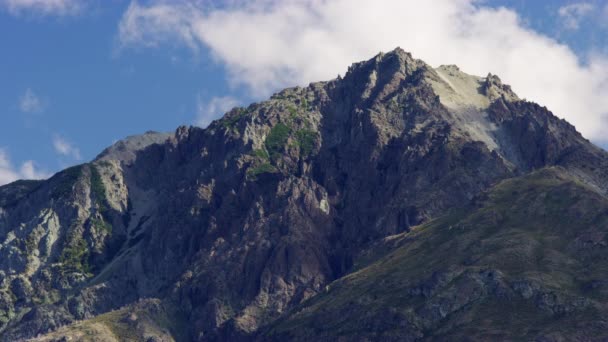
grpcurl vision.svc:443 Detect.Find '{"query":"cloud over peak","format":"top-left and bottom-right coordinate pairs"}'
top-left (0, 148), bottom-right (48, 186)
top-left (196, 95), bottom-right (240, 128)
top-left (52, 135), bottom-right (81, 160)
top-left (117, 0), bottom-right (608, 144)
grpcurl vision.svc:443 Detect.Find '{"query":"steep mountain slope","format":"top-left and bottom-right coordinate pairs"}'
top-left (1, 48), bottom-right (608, 341)
top-left (264, 167), bottom-right (608, 341)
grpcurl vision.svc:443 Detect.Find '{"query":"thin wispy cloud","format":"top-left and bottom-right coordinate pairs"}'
top-left (0, 148), bottom-right (48, 186)
top-left (118, 1), bottom-right (201, 51)
top-left (2, 0), bottom-right (84, 16)
top-left (0, 150), bottom-right (20, 186)
top-left (196, 95), bottom-right (240, 128)
top-left (558, 2), bottom-right (594, 30)
top-left (19, 88), bottom-right (44, 113)
top-left (52, 135), bottom-right (81, 160)
top-left (118, 0), bottom-right (608, 144)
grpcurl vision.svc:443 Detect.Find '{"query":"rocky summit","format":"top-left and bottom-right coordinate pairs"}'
top-left (2, 48), bottom-right (608, 341)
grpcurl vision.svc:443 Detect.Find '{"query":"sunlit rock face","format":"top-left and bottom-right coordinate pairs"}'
top-left (3, 48), bottom-right (608, 341)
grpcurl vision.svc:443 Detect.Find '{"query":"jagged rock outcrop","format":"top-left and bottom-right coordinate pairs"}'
top-left (1, 48), bottom-right (607, 341)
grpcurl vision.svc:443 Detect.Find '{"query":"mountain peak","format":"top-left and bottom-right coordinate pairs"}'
top-left (482, 72), bottom-right (519, 102)
top-left (343, 47), bottom-right (424, 82)
top-left (3, 48), bottom-right (608, 341)
top-left (427, 64), bottom-right (519, 111)
top-left (95, 130), bottom-right (171, 163)
top-left (383, 46), bottom-right (415, 61)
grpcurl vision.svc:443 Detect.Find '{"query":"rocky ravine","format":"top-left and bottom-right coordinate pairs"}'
top-left (1, 48), bottom-right (608, 341)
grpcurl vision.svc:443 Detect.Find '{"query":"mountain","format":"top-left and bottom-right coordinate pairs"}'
top-left (1, 48), bottom-right (608, 341)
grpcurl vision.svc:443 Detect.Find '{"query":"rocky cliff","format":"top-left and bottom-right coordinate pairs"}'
top-left (1, 48), bottom-right (608, 341)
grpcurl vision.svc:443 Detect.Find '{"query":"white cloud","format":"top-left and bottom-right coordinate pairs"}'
top-left (196, 95), bottom-right (240, 127)
top-left (19, 160), bottom-right (47, 179)
top-left (0, 148), bottom-right (49, 186)
top-left (0, 150), bottom-right (19, 186)
top-left (118, 1), bottom-right (201, 51)
top-left (118, 0), bottom-right (608, 144)
top-left (558, 2), bottom-right (594, 30)
top-left (2, 0), bottom-right (84, 16)
top-left (19, 88), bottom-right (44, 113)
top-left (52, 135), bottom-right (81, 160)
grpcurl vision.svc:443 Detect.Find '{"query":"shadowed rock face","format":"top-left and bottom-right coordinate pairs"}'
top-left (1, 48), bottom-right (608, 341)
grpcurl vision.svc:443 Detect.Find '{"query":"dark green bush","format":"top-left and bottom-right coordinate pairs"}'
top-left (252, 149), bottom-right (270, 160)
top-left (59, 236), bottom-right (90, 274)
top-left (296, 129), bottom-right (317, 157)
top-left (247, 163), bottom-right (278, 179)
top-left (91, 217), bottom-right (112, 234)
top-left (287, 106), bottom-right (298, 119)
top-left (300, 98), bottom-right (309, 111)
top-left (222, 108), bottom-right (246, 130)
top-left (90, 166), bottom-right (108, 213)
top-left (265, 123), bottom-right (291, 160)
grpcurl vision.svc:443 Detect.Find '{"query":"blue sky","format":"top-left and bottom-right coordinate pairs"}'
top-left (1, 0), bottom-right (607, 184)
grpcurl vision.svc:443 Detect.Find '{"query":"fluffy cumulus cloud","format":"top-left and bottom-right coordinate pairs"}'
top-left (118, 0), bottom-right (608, 143)
top-left (558, 2), bottom-right (594, 30)
top-left (52, 135), bottom-right (81, 160)
top-left (196, 95), bottom-right (240, 127)
top-left (1, 0), bottom-right (84, 16)
top-left (19, 88), bottom-right (44, 113)
top-left (0, 148), bottom-right (48, 186)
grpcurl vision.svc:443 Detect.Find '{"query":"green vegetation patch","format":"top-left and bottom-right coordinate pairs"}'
top-left (300, 98), bottom-right (309, 111)
top-left (265, 123), bottom-right (291, 160)
top-left (247, 163), bottom-right (278, 179)
top-left (91, 217), bottom-right (112, 234)
top-left (252, 148), bottom-right (270, 160)
top-left (295, 129), bottom-right (317, 157)
top-left (90, 165), bottom-right (109, 214)
top-left (287, 105), bottom-right (298, 119)
top-left (222, 108), bottom-right (246, 130)
top-left (59, 235), bottom-right (91, 274)
top-left (31, 290), bottom-right (61, 306)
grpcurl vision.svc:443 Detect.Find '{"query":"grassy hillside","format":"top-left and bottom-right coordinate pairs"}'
top-left (29, 299), bottom-right (187, 342)
top-left (264, 167), bottom-right (608, 341)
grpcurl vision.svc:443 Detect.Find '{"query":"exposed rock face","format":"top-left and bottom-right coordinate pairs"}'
top-left (1, 48), bottom-right (608, 341)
